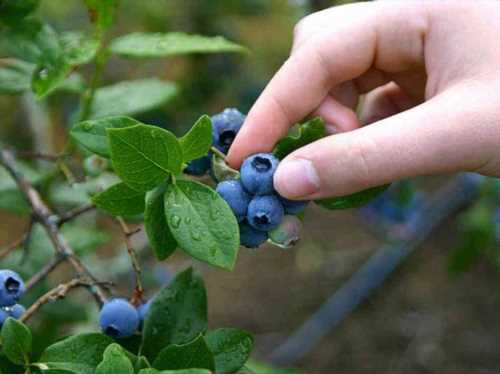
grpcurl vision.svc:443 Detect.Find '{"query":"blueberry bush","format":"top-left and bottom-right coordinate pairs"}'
top-left (0, 1), bottom-right (386, 373)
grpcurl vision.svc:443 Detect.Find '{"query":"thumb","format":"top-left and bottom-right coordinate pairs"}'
top-left (273, 87), bottom-right (494, 200)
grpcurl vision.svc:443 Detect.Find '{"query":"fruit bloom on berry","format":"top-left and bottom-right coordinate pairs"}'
top-left (0, 270), bottom-right (25, 307)
top-left (216, 180), bottom-right (251, 222)
top-left (8, 304), bottom-right (25, 319)
top-left (268, 215), bottom-right (302, 248)
top-left (99, 298), bottom-right (139, 339)
top-left (240, 153), bottom-right (279, 195)
top-left (247, 195), bottom-right (284, 231)
top-left (185, 155), bottom-right (211, 176)
top-left (212, 108), bottom-right (245, 154)
top-left (279, 196), bottom-right (309, 215)
top-left (239, 221), bottom-right (268, 248)
top-left (137, 299), bottom-right (152, 327)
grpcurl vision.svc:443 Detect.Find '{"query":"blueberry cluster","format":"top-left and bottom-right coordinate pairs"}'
top-left (185, 108), bottom-right (245, 176)
top-left (99, 297), bottom-right (152, 339)
top-left (217, 153), bottom-right (308, 248)
top-left (0, 270), bottom-right (26, 326)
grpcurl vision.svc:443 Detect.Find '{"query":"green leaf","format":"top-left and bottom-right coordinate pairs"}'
top-left (41, 333), bottom-right (113, 369)
top-left (135, 356), bottom-right (151, 372)
top-left (0, 60), bottom-right (33, 94)
top-left (316, 185), bottom-right (390, 210)
top-left (32, 57), bottom-right (71, 99)
top-left (165, 180), bottom-right (240, 270)
top-left (141, 268), bottom-right (207, 361)
top-left (92, 182), bottom-right (146, 216)
top-left (108, 124), bottom-right (183, 192)
top-left (60, 31), bottom-right (100, 66)
top-left (0, 20), bottom-right (60, 64)
top-left (243, 358), bottom-right (302, 374)
top-left (205, 329), bottom-right (253, 374)
top-left (153, 335), bottom-right (214, 372)
top-left (32, 362), bottom-right (94, 374)
top-left (211, 152), bottom-right (240, 182)
top-left (145, 185), bottom-right (177, 260)
top-left (139, 370), bottom-right (211, 374)
top-left (1, 318), bottom-right (32, 365)
top-left (84, 0), bottom-right (119, 31)
top-left (0, 0), bottom-right (40, 23)
top-left (180, 115), bottom-right (212, 163)
top-left (89, 79), bottom-right (178, 119)
top-left (110, 32), bottom-right (247, 58)
top-left (273, 118), bottom-right (326, 160)
top-left (71, 116), bottom-right (140, 158)
top-left (95, 344), bottom-right (134, 374)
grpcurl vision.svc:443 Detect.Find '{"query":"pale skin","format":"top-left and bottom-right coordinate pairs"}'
top-left (226, 0), bottom-right (500, 200)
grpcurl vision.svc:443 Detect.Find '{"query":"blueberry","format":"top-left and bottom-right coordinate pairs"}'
top-left (216, 180), bottom-right (251, 222)
top-left (185, 155), bottom-right (211, 176)
top-left (279, 196), bottom-right (309, 215)
top-left (138, 299), bottom-right (152, 322)
top-left (8, 304), bottom-right (25, 319)
top-left (268, 215), bottom-right (302, 248)
top-left (240, 153), bottom-right (279, 195)
top-left (212, 108), bottom-right (245, 154)
top-left (99, 298), bottom-right (139, 339)
top-left (0, 270), bottom-right (25, 307)
top-left (239, 221), bottom-right (268, 248)
top-left (247, 195), bottom-right (284, 231)
top-left (83, 155), bottom-right (109, 177)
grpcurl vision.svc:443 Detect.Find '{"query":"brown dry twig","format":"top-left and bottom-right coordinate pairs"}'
top-left (0, 148), bottom-right (108, 306)
top-left (116, 217), bottom-right (143, 305)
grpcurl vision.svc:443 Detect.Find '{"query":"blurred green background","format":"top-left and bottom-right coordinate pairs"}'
top-left (2, 1), bottom-right (500, 373)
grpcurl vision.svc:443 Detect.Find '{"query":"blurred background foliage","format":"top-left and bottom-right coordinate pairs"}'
top-left (3, 1), bottom-right (500, 373)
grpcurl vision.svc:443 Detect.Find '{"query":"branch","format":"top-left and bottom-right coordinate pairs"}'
top-left (0, 148), bottom-right (108, 306)
top-left (20, 278), bottom-right (111, 323)
top-left (15, 150), bottom-right (64, 162)
top-left (0, 235), bottom-right (25, 260)
top-left (57, 203), bottom-right (95, 226)
top-left (25, 256), bottom-right (65, 291)
top-left (116, 217), bottom-right (143, 305)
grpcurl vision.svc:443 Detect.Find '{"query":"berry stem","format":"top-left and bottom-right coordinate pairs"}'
top-left (116, 217), bottom-right (144, 305)
top-left (210, 146), bottom-right (227, 160)
top-left (0, 148), bottom-right (109, 306)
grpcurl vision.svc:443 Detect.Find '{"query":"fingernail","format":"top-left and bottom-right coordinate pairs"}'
top-left (274, 158), bottom-right (320, 198)
top-left (326, 124), bottom-right (339, 134)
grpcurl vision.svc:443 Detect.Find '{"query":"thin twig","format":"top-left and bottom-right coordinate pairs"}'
top-left (57, 204), bottom-right (96, 226)
top-left (116, 217), bottom-right (143, 305)
top-left (25, 256), bottom-right (66, 291)
top-left (0, 235), bottom-right (25, 260)
top-left (20, 278), bottom-right (111, 323)
top-left (0, 149), bottom-right (108, 306)
top-left (15, 150), bottom-right (65, 162)
top-left (20, 216), bottom-right (35, 265)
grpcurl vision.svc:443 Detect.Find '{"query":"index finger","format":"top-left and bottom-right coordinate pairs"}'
top-left (226, 1), bottom-right (428, 168)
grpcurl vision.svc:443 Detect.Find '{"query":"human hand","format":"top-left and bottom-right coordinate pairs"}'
top-left (227, 0), bottom-right (500, 200)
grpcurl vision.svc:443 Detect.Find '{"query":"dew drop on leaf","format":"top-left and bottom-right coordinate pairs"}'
top-left (170, 215), bottom-right (181, 228)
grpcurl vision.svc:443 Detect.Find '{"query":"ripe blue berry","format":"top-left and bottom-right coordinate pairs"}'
top-left (0, 270), bottom-right (25, 307)
top-left (8, 304), bottom-right (25, 319)
top-left (247, 195), bottom-right (284, 231)
top-left (240, 153), bottom-right (279, 195)
top-left (279, 196), bottom-right (309, 215)
top-left (99, 298), bottom-right (139, 339)
top-left (137, 299), bottom-right (152, 327)
top-left (216, 180), bottom-right (251, 222)
top-left (268, 215), bottom-right (302, 248)
top-left (185, 155), bottom-right (211, 176)
top-left (239, 222), bottom-right (268, 248)
top-left (212, 108), bottom-right (245, 154)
